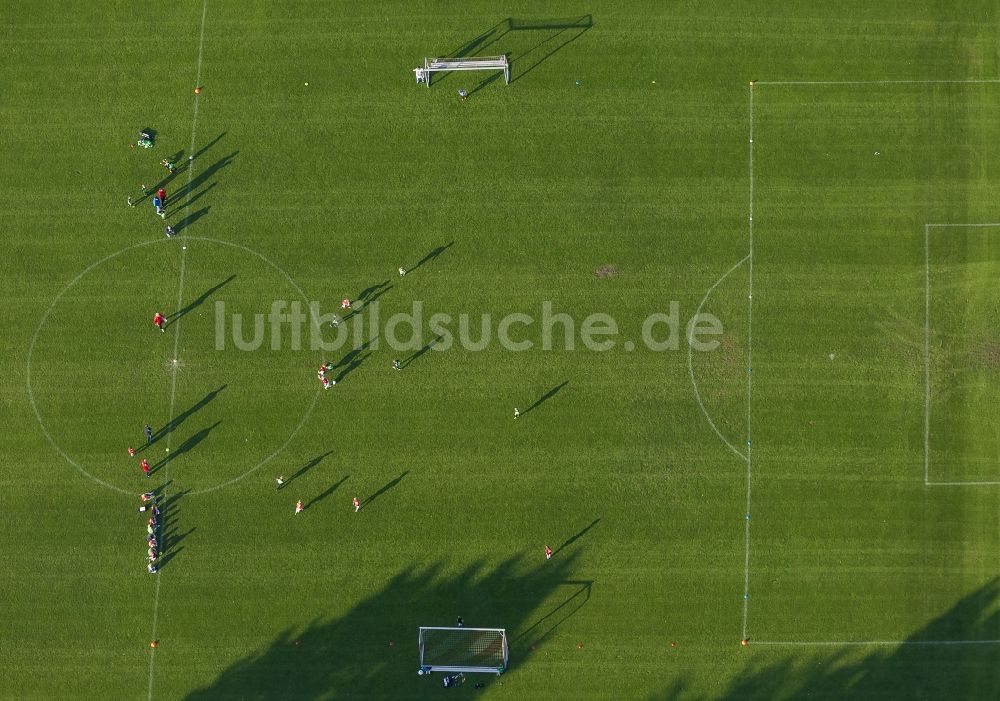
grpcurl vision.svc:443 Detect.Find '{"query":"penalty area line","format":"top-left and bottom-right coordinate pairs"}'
top-left (924, 222), bottom-right (1000, 488)
top-left (755, 79), bottom-right (1000, 86)
top-left (741, 80), bottom-right (756, 643)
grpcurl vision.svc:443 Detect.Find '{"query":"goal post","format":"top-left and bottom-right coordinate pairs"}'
top-left (418, 627), bottom-right (508, 675)
top-left (414, 55), bottom-right (511, 87)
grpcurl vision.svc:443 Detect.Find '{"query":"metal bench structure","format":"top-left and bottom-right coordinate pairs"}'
top-left (414, 55), bottom-right (510, 87)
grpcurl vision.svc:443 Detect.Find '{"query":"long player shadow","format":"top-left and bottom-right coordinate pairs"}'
top-left (305, 474), bottom-right (350, 510)
top-left (167, 275), bottom-right (236, 323)
top-left (284, 450), bottom-right (334, 490)
top-left (407, 242), bottom-right (454, 275)
top-left (170, 181), bottom-right (217, 213)
top-left (173, 206), bottom-right (211, 233)
top-left (521, 380), bottom-right (569, 416)
top-left (333, 337), bottom-right (378, 383)
top-left (171, 151), bottom-right (239, 201)
top-left (363, 471), bottom-right (410, 508)
top-left (152, 385), bottom-right (226, 442)
top-left (401, 336), bottom-right (443, 369)
top-left (154, 487), bottom-right (191, 571)
top-left (146, 131), bottom-right (228, 196)
top-left (151, 421), bottom-right (222, 472)
top-left (553, 518), bottom-right (600, 556)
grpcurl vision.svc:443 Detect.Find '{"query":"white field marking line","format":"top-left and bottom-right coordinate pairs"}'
top-left (752, 639), bottom-right (1000, 647)
top-left (926, 223), bottom-right (1000, 228)
top-left (147, 2), bottom-right (207, 699)
top-left (746, 84), bottom-right (1000, 647)
top-left (145, 251), bottom-right (185, 701)
top-left (177, 237), bottom-right (325, 496)
top-left (924, 222), bottom-right (1000, 488)
top-left (26, 236), bottom-right (322, 496)
top-left (924, 224), bottom-right (930, 485)
top-left (927, 481), bottom-right (1000, 486)
top-left (741, 82), bottom-right (756, 642)
top-left (687, 254), bottom-right (751, 463)
top-left (756, 79), bottom-right (1000, 86)
top-left (27, 239), bottom-right (162, 495)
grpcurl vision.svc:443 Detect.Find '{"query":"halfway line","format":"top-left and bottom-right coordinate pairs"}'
top-left (146, 2), bottom-right (208, 699)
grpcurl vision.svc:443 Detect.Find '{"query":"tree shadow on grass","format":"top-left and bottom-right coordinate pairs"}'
top-left (649, 577), bottom-right (1000, 700)
top-left (184, 550), bottom-right (588, 700)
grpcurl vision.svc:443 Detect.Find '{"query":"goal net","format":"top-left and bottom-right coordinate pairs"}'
top-left (418, 627), bottom-right (508, 675)
top-left (414, 55), bottom-right (511, 87)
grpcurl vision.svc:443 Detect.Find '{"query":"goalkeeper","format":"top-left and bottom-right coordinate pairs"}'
top-left (442, 673), bottom-right (465, 688)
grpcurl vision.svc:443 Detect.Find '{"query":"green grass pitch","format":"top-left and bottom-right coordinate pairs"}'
top-left (2, 2), bottom-right (999, 699)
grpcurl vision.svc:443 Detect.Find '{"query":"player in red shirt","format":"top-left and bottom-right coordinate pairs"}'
top-left (153, 312), bottom-right (166, 333)
top-left (128, 446), bottom-right (136, 457)
top-left (545, 545), bottom-right (553, 560)
top-left (156, 188), bottom-right (167, 205)
top-left (353, 496), bottom-right (361, 512)
top-left (141, 458), bottom-right (150, 477)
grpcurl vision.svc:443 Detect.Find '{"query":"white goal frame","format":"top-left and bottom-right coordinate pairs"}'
top-left (418, 626), bottom-right (508, 675)
top-left (414, 55), bottom-right (510, 87)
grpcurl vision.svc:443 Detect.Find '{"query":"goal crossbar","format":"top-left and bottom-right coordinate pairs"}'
top-left (416, 55), bottom-right (510, 87)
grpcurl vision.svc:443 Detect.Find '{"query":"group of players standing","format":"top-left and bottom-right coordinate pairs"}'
top-left (138, 492), bottom-right (161, 573)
